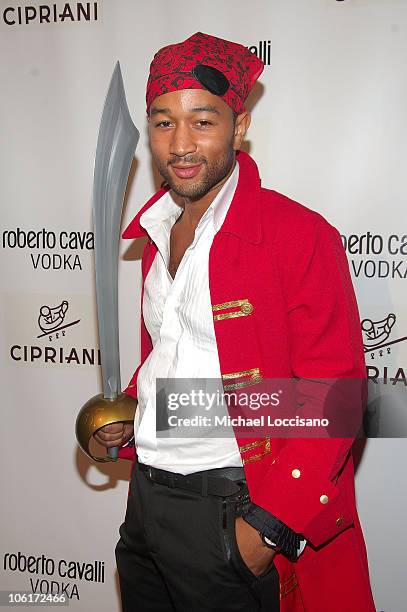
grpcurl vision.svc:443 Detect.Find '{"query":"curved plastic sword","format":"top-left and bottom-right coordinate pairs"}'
top-left (93, 62), bottom-right (139, 459)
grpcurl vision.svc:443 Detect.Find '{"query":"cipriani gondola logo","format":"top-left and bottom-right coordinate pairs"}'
top-left (37, 299), bottom-right (80, 340)
top-left (363, 313), bottom-right (407, 386)
top-left (6, 294), bottom-right (100, 367)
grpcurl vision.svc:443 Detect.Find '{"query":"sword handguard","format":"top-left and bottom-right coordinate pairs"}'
top-left (76, 393), bottom-right (137, 463)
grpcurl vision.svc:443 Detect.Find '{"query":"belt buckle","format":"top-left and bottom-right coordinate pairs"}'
top-left (148, 466), bottom-right (153, 479)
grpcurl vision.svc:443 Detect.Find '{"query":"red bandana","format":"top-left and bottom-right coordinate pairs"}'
top-left (146, 32), bottom-right (265, 115)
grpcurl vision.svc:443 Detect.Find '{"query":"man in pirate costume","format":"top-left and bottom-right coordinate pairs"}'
top-left (95, 32), bottom-right (376, 611)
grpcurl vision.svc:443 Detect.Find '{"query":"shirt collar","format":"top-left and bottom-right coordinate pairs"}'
top-left (138, 192), bottom-right (180, 264)
top-left (139, 190), bottom-right (181, 238)
top-left (212, 161), bottom-right (239, 232)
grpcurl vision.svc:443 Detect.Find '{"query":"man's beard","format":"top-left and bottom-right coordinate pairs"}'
top-left (153, 146), bottom-right (235, 201)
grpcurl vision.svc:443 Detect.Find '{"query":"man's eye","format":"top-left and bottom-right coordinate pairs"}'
top-left (155, 121), bottom-right (172, 128)
top-left (196, 120), bottom-right (212, 127)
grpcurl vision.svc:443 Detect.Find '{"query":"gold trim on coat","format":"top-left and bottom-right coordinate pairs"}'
top-left (222, 368), bottom-right (268, 464)
top-left (280, 573), bottom-right (299, 599)
top-left (239, 437), bottom-right (271, 465)
top-left (212, 298), bottom-right (254, 321)
top-left (221, 367), bottom-right (262, 391)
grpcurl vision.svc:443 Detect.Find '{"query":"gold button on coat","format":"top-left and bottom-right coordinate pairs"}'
top-left (320, 494), bottom-right (329, 504)
top-left (291, 469), bottom-right (301, 478)
top-left (336, 517), bottom-right (344, 526)
top-left (241, 302), bottom-right (254, 314)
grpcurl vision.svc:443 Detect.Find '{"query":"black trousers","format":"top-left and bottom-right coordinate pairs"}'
top-left (115, 461), bottom-right (280, 612)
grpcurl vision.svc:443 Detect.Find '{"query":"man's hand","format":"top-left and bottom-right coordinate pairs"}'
top-left (235, 516), bottom-right (277, 577)
top-left (93, 422), bottom-right (134, 448)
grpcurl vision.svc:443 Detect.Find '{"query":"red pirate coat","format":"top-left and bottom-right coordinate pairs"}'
top-left (119, 150), bottom-right (376, 611)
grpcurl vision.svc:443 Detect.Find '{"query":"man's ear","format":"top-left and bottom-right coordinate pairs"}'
top-left (233, 111), bottom-right (251, 151)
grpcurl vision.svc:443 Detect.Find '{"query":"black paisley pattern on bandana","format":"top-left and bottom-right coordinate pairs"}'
top-left (146, 32), bottom-right (264, 114)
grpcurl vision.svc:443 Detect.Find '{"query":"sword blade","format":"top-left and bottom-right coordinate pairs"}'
top-left (93, 62), bottom-right (140, 401)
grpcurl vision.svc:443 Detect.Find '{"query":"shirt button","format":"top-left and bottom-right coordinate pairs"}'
top-left (320, 494), bottom-right (329, 504)
top-left (291, 469), bottom-right (301, 478)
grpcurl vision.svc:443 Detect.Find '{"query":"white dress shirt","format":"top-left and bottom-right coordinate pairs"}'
top-left (134, 162), bottom-right (243, 475)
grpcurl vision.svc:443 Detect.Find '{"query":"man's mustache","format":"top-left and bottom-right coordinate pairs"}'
top-left (167, 156), bottom-right (207, 166)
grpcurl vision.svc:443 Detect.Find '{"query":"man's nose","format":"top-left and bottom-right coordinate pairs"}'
top-left (169, 124), bottom-right (196, 158)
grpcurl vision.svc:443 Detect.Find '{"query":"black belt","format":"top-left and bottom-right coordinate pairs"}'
top-left (138, 462), bottom-right (246, 497)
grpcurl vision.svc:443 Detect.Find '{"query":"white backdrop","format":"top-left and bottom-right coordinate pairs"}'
top-left (1, 1), bottom-right (406, 610)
